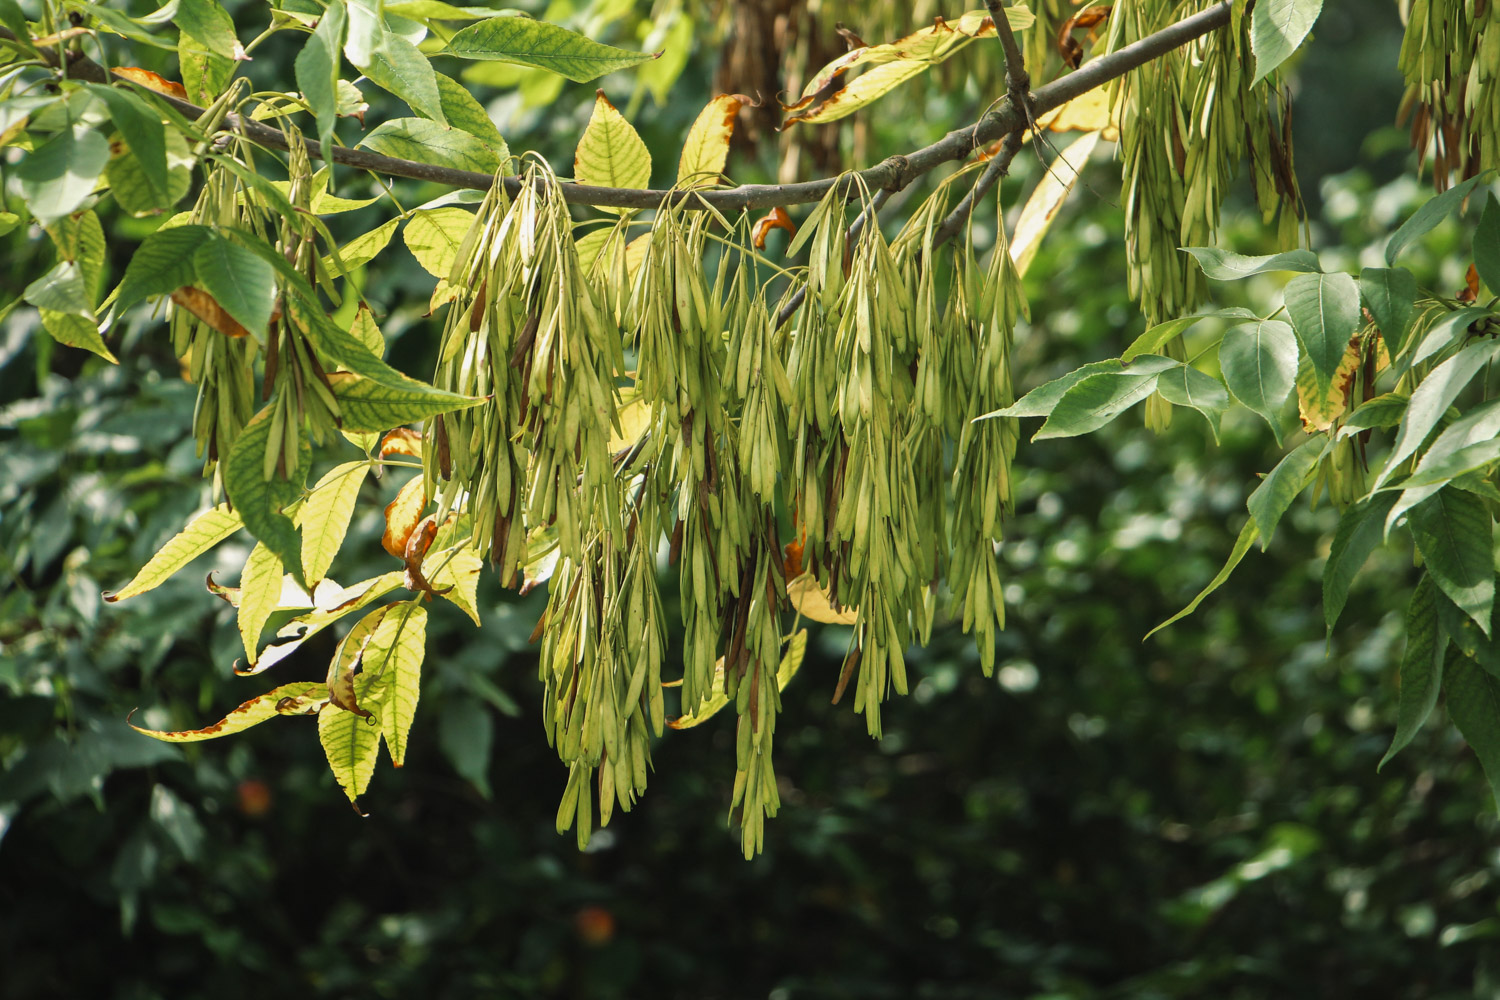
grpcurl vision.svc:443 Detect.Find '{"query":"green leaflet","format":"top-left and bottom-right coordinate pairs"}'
top-left (1476, 194), bottom-right (1500, 294)
top-left (223, 401), bottom-right (311, 589)
top-left (105, 503), bottom-right (243, 601)
top-left (1219, 320), bottom-right (1297, 444)
top-left (193, 235), bottom-right (277, 341)
top-left (403, 207), bottom-right (476, 277)
top-left (1154, 364), bottom-right (1228, 442)
top-left (434, 71), bottom-right (508, 152)
top-left (1379, 575), bottom-right (1444, 770)
top-left (1034, 356), bottom-right (1179, 440)
top-left (299, 460), bottom-right (370, 587)
top-left (131, 681), bottom-right (328, 742)
top-left (1181, 247), bottom-right (1321, 280)
top-left (24, 261), bottom-right (89, 317)
top-left (1247, 436), bottom-right (1322, 549)
top-left (1444, 652), bottom-right (1500, 811)
top-left (573, 92), bottom-right (651, 209)
top-left (358, 117), bottom-right (499, 174)
top-left (1322, 492), bottom-right (1398, 632)
top-left (237, 542), bottom-right (284, 665)
top-left (47, 211), bottom-right (107, 294)
top-left (982, 356), bottom-right (1179, 420)
top-left (344, 3), bottom-right (446, 124)
top-left (364, 603), bottom-right (428, 767)
top-left (1120, 316), bottom-right (1201, 363)
top-left (1375, 339), bottom-right (1500, 489)
top-left (114, 224), bottom-right (213, 315)
top-left (40, 309), bottom-right (116, 362)
top-left (175, 0), bottom-right (237, 104)
top-left (296, 0), bottom-right (347, 167)
top-left (1408, 488), bottom-right (1495, 636)
top-left (1385, 172), bottom-right (1489, 266)
top-left (443, 16), bottom-right (656, 82)
top-left (1408, 306), bottom-right (1492, 368)
top-left (1341, 392), bottom-right (1409, 435)
top-left (1284, 272), bottom-right (1359, 397)
top-left (106, 132), bottom-right (193, 217)
top-left (85, 84), bottom-right (169, 206)
top-left (16, 125), bottom-right (111, 226)
top-left (1359, 267), bottom-right (1417, 355)
top-left (318, 694), bottom-right (382, 803)
top-left (1145, 518), bottom-right (1259, 640)
top-left (326, 371), bottom-right (482, 431)
top-left (1250, 0), bottom-right (1324, 85)
top-left (320, 217), bottom-right (400, 275)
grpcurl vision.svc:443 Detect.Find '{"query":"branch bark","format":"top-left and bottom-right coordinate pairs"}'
top-left (0, 2), bottom-right (1231, 212)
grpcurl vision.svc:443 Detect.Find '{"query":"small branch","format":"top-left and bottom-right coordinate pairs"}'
top-left (0, 3), bottom-right (1230, 210)
top-left (931, 131), bottom-right (1025, 251)
top-left (984, 0), bottom-right (1030, 102)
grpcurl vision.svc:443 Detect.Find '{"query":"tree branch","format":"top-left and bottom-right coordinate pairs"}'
top-left (0, 3), bottom-right (1230, 212)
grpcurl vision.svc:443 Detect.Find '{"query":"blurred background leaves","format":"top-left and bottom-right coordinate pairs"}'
top-left (4, 1), bottom-right (1500, 998)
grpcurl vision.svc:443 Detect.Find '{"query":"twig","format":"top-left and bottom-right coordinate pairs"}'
top-left (930, 130), bottom-right (1025, 251)
top-left (0, 3), bottom-right (1231, 212)
top-left (984, 0), bottom-right (1030, 104)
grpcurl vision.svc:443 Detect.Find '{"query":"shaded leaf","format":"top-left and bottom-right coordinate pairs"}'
top-left (1380, 575), bottom-right (1445, 769)
top-left (1285, 271), bottom-right (1359, 395)
top-left (193, 235), bottom-right (276, 341)
top-left (1360, 266), bottom-right (1417, 355)
top-left (296, 0), bottom-right (347, 164)
top-left (16, 125), bottom-right (112, 226)
top-left (1247, 436), bottom-right (1322, 549)
top-left (40, 309), bottom-right (116, 362)
top-left (1035, 356), bottom-right (1178, 439)
top-left (1220, 319), bottom-right (1297, 442)
top-left (1154, 364), bottom-right (1229, 441)
top-left (115, 224), bottom-right (213, 315)
top-left (1323, 492), bottom-right (1398, 631)
top-left (1445, 653), bottom-right (1500, 810)
top-left (1181, 247), bottom-right (1321, 280)
top-left (985, 355), bottom-right (1180, 420)
top-left (223, 401), bottom-right (310, 587)
top-left (1385, 173), bottom-right (1489, 266)
top-left (1375, 339), bottom-right (1500, 488)
top-left (434, 70), bottom-right (508, 152)
top-left (86, 83), bottom-right (169, 206)
top-left (1409, 488), bottom-right (1495, 635)
top-left (1146, 518), bottom-right (1259, 639)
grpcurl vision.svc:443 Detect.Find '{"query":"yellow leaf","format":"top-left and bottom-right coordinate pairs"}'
top-left (105, 504), bottom-right (242, 602)
top-left (1032, 89), bottom-right (1118, 142)
top-left (382, 474), bottom-right (428, 558)
top-left (574, 91), bottom-right (651, 213)
top-left (130, 681), bottom-right (328, 742)
top-left (237, 542), bottom-right (284, 665)
top-left (298, 460), bottom-right (370, 587)
top-left (786, 572), bottom-right (858, 624)
top-left (676, 95), bottom-right (741, 188)
top-left (670, 629), bottom-right (809, 729)
top-left (426, 544), bottom-right (484, 625)
top-left (1010, 131), bottom-right (1101, 278)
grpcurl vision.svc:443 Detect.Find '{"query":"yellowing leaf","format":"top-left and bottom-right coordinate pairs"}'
top-left (321, 217), bottom-right (400, 275)
top-left (575, 91), bottom-right (651, 213)
top-left (105, 503), bottom-right (242, 602)
top-left (787, 572), bottom-right (858, 624)
top-left (676, 94), bottom-right (740, 188)
top-left (349, 307), bottom-right (384, 356)
top-left (245, 571), bottom-right (406, 676)
top-left (364, 603), bottom-right (428, 766)
top-left (299, 460), bottom-right (370, 587)
top-left (130, 681), bottom-right (328, 742)
top-left (318, 699), bottom-right (381, 803)
top-left (1296, 336), bottom-right (1360, 432)
top-left (1010, 131), bottom-right (1100, 278)
top-left (425, 544), bottom-right (483, 625)
top-left (382, 475), bottom-right (428, 558)
top-left (403, 206), bottom-right (476, 277)
top-left (1032, 89), bottom-right (1118, 141)
top-left (326, 604), bottom-right (391, 717)
top-left (237, 542), bottom-right (284, 665)
top-left (609, 392), bottom-right (652, 450)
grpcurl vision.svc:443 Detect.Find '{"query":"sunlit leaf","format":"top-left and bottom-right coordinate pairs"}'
top-left (320, 217), bottom-right (400, 275)
top-left (131, 681), bottom-right (328, 742)
top-left (1181, 247), bottom-right (1321, 280)
top-left (365, 604), bottom-right (428, 766)
top-left (786, 572), bottom-right (857, 624)
top-left (326, 604), bottom-right (391, 717)
top-left (382, 474), bottom-right (428, 558)
top-left (1010, 131), bottom-right (1099, 278)
top-left (434, 71), bottom-right (508, 153)
top-left (105, 504), bottom-right (242, 601)
top-left (443, 16), bottom-right (657, 82)
top-left (15, 125), bottom-right (111, 226)
top-left (326, 371), bottom-right (481, 431)
top-left (676, 94), bottom-right (740, 188)
top-left (574, 91), bottom-right (651, 212)
top-left (39, 309), bottom-right (116, 362)
top-left (300, 460), bottom-right (370, 587)
top-left (237, 542), bottom-right (284, 664)
top-left (403, 207), bottom-right (475, 277)
top-left (1250, 0), bottom-right (1323, 85)
top-left (425, 543), bottom-right (482, 625)
top-left (175, 0), bottom-right (238, 104)
top-left (358, 117), bottom-right (499, 174)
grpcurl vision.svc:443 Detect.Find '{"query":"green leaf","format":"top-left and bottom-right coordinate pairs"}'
top-left (299, 460), bottom-right (369, 587)
top-left (403, 206), bottom-right (475, 277)
top-left (24, 261), bottom-right (90, 316)
top-left (320, 217), bottom-right (399, 275)
top-left (295, 0), bottom-right (347, 166)
top-left (1145, 518), bottom-right (1259, 639)
top-left (1385, 173), bottom-right (1489, 266)
top-left (40, 309), bottom-right (116, 362)
top-left (106, 131), bottom-right (193, 217)
top-left (193, 235), bottom-right (277, 341)
top-left (0, 0), bottom-right (32, 49)
top-left (1034, 356), bottom-right (1177, 440)
top-left (364, 604), bottom-right (427, 766)
top-left (1247, 436), bottom-right (1322, 549)
top-left (573, 91), bottom-right (651, 204)
top-left (357, 116), bottom-right (498, 173)
top-left (1250, 0), bottom-right (1323, 84)
top-left (1120, 316), bottom-right (1201, 363)
top-left (175, 0), bottom-right (237, 104)
top-left (1181, 247), bottom-right (1321, 280)
top-left (223, 401), bottom-right (310, 588)
top-left (114, 224), bottom-right (212, 314)
top-left (979, 358), bottom-right (1158, 420)
top-left (327, 371), bottom-right (482, 431)
top-left (1322, 492), bottom-right (1398, 632)
top-left (1380, 575), bottom-right (1445, 769)
top-left (318, 698), bottom-right (382, 803)
top-left (85, 84), bottom-right (169, 206)
top-left (16, 125), bottom-right (111, 226)
top-left (434, 70), bottom-right (508, 151)
top-left (1408, 306), bottom-right (1492, 367)
top-left (347, 14), bottom-right (446, 123)
top-left (357, 117), bottom-right (498, 176)
top-left (105, 503), bottom-right (242, 601)
top-left (131, 681), bottom-right (328, 742)
top-left (1375, 339), bottom-right (1500, 488)
top-left (1219, 320), bottom-right (1297, 443)
top-left (237, 542), bottom-right (284, 664)
top-left (1409, 488), bottom-right (1495, 635)
top-left (1444, 653), bottom-right (1500, 810)
top-left (1341, 392), bottom-right (1409, 435)
top-left (1478, 194), bottom-right (1500, 294)
top-left (69, 0), bottom-right (176, 49)
top-left (1154, 364), bottom-right (1228, 441)
top-left (1359, 266), bottom-right (1417, 356)
top-left (443, 16), bottom-right (657, 82)
top-left (1284, 272), bottom-right (1360, 394)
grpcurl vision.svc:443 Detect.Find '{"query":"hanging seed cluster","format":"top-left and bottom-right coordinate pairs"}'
top-left (1107, 0), bottom-right (1303, 427)
top-left (1398, 0), bottom-right (1500, 188)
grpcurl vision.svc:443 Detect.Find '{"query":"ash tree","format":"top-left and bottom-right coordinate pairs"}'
top-left (2, 0), bottom-right (1499, 857)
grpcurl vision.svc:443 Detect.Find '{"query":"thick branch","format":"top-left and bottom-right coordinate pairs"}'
top-left (0, 3), bottom-right (1230, 211)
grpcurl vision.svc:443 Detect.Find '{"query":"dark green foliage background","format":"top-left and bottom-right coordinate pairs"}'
top-left (3, 3), bottom-right (1499, 997)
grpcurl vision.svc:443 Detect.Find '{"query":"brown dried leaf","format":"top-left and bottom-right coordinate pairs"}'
top-left (172, 287), bottom-right (250, 339)
top-left (379, 427), bottom-right (423, 459)
top-left (381, 475), bottom-right (427, 558)
top-left (113, 66), bottom-right (189, 100)
top-left (752, 206), bottom-right (796, 249)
